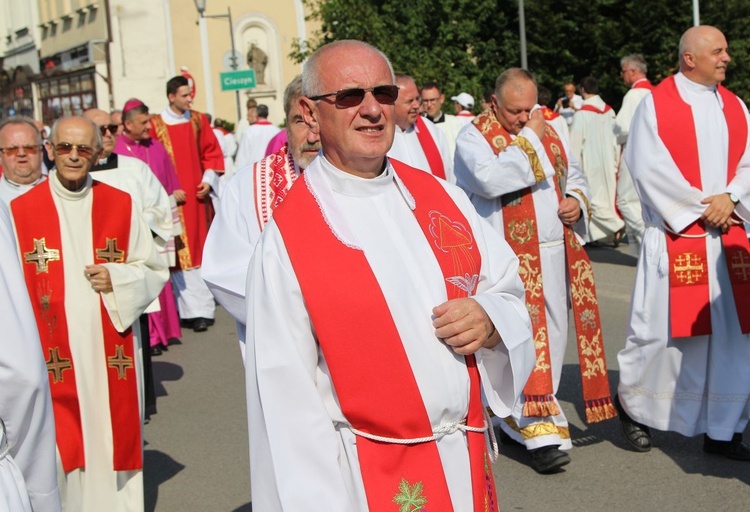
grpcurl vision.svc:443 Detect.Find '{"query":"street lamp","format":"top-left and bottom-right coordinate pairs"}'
top-left (193, 0), bottom-right (242, 122)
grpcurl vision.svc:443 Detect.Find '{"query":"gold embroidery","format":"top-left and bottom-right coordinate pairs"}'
top-left (107, 345), bottom-right (134, 380)
top-left (674, 252), bottom-right (704, 284)
top-left (504, 417), bottom-right (564, 440)
top-left (393, 478), bottom-right (427, 512)
top-left (24, 237), bottom-right (60, 274)
top-left (508, 218), bottom-right (534, 244)
top-left (46, 347), bottom-right (72, 383)
top-left (569, 259), bottom-right (598, 306)
top-left (151, 116), bottom-right (177, 169)
top-left (95, 237), bottom-right (125, 263)
top-left (517, 253), bottom-right (543, 300)
top-left (510, 136), bottom-right (545, 183)
top-left (176, 205), bottom-right (193, 269)
top-left (579, 329), bottom-right (606, 378)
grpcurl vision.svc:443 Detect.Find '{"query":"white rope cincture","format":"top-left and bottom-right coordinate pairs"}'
top-left (342, 418), bottom-right (489, 446)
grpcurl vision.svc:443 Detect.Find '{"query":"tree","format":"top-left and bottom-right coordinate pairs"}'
top-left (292, 0), bottom-right (750, 111)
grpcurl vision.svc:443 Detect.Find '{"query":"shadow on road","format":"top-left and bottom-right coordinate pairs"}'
top-left (584, 245), bottom-right (638, 267)
top-left (232, 503), bottom-right (252, 511)
top-left (152, 361), bottom-right (185, 398)
top-left (144, 450), bottom-right (186, 512)
top-left (558, 364), bottom-right (750, 485)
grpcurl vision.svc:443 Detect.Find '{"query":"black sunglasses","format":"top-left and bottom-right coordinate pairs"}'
top-left (99, 124), bottom-right (120, 135)
top-left (309, 85), bottom-right (399, 108)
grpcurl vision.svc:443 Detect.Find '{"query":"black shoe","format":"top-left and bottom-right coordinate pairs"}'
top-left (193, 319), bottom-right (209, 332)
top-left (150, 346), bottom-right (163, 356)
top-left (528, 446), bottom-right (571, 474)
top-left (614, 394), bottom-right (651, 452)
top-left (180, 318), bottom-right (195, 329)
top-left (204, 318), bottom-right (215, 327)
top-left (703, 434), bottom-right (750, 461)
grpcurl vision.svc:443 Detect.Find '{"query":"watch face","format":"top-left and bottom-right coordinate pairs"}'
top-left (730, 193), bottom-right (740, 204)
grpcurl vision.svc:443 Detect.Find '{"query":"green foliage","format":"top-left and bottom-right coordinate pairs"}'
top-left (292, 0), bottom-right (750, 112)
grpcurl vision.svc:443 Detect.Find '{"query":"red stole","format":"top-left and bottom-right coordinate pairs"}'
top-left (471, 110), bottom-right (616, 423)
top-left (274, 161), bottom-right (497, 511)
top-left (252, 143), bottom-right (298, 230)
top-left (414, 116), bottom-right (447, 179)
top-left (11, 180), bottom-right (142, 472)
top-left (651, 75), bottom-right (750, 337)
top-left (579, 103), bottom-right (613, 114)
top-left (632, 79), bottom-right (655, 91)
top-left (151, 111), bottom-right (223, 269)
top-left (540, 106), bottom-right (561, 120)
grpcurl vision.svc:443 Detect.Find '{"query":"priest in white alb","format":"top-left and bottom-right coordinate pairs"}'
top-left (245, 40), bottom-right (535, 512)
top-left (202, 76), bottom-right (320, 354)
top-left (0, 117), bottom-right (47, 205)
top-left (569, 76), bottom-right (625, 244)
top-left (388, 75), bottom-right (455, 182)
top-left (616, 25), bottom-right (750, 461)
top-left (9, 116), bottom-right (168, 510)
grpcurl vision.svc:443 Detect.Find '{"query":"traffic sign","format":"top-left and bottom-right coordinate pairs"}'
top-left (222, 50), bottom-right (245, 72)
top-left (220, 69), bottom-right (256, 91)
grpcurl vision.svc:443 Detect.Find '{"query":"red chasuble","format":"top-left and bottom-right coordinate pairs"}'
top-left (632, 79), bottom-right (655, 91)
top-left (414, 115), bottom-right (447, 179)
top-left (651, 75), bottom-right (750, 337)
top-left (150, 110), bottom-right (224, 269)
top-left (11, 180), bottom-right (142, 472)
top-left (578, 103), bottom-right (613, 114)
top-left (274, 161), bottom-right (497, 511)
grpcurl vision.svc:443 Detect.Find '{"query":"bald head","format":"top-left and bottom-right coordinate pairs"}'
top-left (394, 75), bottom-right (420, 130)
top-left (83, 108), bottom-right (116, 158)
top-left (679, 25), bottom-right (730, 86)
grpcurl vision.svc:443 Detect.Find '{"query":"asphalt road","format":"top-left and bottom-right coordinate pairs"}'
top-left (144, 243), bottom-right (750, 512)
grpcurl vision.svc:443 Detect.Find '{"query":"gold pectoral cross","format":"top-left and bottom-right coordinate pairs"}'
top-left (96, 237), bottom-right (125, 263)
top-left (24, 238), bottom-right (60, 274)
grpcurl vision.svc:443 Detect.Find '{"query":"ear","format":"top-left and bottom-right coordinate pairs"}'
top-left (682, 52), bottom-right (696, 70)
top-left (44, 140), bottom-right (54, 160)
top-left (299, 97), bottom-right (320, 135)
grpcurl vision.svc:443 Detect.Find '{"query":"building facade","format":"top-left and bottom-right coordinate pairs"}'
top-left (0, 0), bottom-right (317, 127)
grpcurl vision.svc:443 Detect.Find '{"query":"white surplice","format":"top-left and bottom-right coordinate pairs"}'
top-left (202, 154), bottom-right (300, 351)
top-left (388, 119), bottom-right (455, 183)
top-left (246, 156), bottom-right (535, 511)
top-left (0, 201), bottom-right (60, 512)
top-left (454, 120), bottom-right (591, 450)
top-left (0, 175), bottom-right (46, 206)
top-left (569, 95), bottom-right (624, 242)
top-left (11, 171), bottom-right (168, 511)
top-left (234, 122), bottom-right (282, 172)
top-left (613, 81), bottom-right (651, 251)
top-left (618, 73), bottom-right (750, 440)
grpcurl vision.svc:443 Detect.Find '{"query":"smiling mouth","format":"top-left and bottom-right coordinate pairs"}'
top-left (356, 126), bottom-right (384, 132)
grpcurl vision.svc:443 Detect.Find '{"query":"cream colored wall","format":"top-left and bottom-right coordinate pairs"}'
top-left (108, 0), bottom-right (173, 113)
top-left (168, 0), bottom-right (317, 127)
top-left (38, 3), bottom-right (107, 58)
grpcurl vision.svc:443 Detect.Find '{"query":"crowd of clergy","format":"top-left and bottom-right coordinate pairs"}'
top-left (0, 22), bottom-right (748, 512)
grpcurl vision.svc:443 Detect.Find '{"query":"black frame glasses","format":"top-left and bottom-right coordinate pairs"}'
top-left (99, 124), bottom-right (120, 135)
top-left (309, 85), bottom-right (399, 108)
top-left (0, 145), bottom-right (43, 156)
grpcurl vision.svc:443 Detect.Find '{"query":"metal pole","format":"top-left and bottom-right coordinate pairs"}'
top-left (197, 14), bottom-right (215, 115)
top-left (693, 0), bottom-right (700, 26)
top-left (227, 7), bottom-right (241, 123)
top-left (519, 0), bottom-right (528, 70)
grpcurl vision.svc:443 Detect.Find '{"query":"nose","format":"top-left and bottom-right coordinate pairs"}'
top-left (358, 90), bottom-right (383, 119)
top-left (519, 111), bottom-right (530, 124)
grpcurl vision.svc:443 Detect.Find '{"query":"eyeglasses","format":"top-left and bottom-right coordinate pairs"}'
top-left (99, 124), bottom-right (120, 135)
top-left (309, 85), bottom-right (399, 108)
top-left (0, 145), bottom-right (43, 156)
top-left (53, 143), bottom-right (97, 159)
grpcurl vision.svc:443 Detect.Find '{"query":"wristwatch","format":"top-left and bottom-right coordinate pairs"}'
top-left (729, 193), bottom-right (740, 205)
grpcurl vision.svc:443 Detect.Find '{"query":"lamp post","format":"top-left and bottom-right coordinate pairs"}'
top-left (519, 0), bottom-right (527, 70)
top-left (194, 0), bottom-right (242, 121)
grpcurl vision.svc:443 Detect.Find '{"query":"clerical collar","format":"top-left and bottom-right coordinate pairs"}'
top-left (164, 107), bottom-right (190, 122)
top-left (49, 169), bottom-right (92, 201)
top-left (91, 153), bottom-right (119, 171)
top-left (429, 112), bottom-right (445, 124)
top-left (2, 174), bottom-right (44, 189)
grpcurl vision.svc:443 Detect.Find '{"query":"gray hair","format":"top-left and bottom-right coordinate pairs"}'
top-left (620, 54), bottom-right (647, 74)
top-left (283, 75), bottom-right (303, 118)
top-left (49, 116), bottom-right (103, 149)
top-left (0, 116), bottom-right (43, 145)
top-left (301, 40), bottom-right (395, 97)
top-left (494, 68), bottom-right (538, 99)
